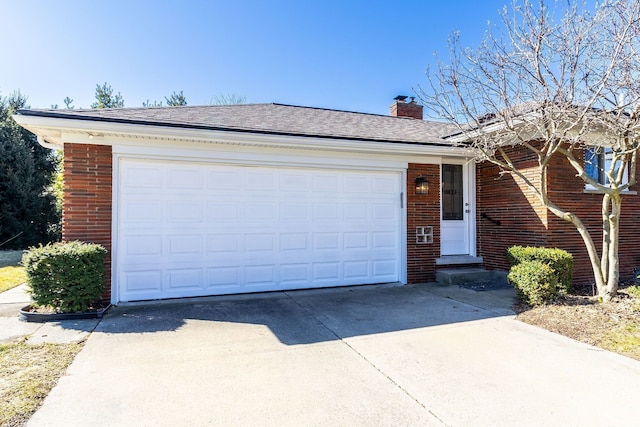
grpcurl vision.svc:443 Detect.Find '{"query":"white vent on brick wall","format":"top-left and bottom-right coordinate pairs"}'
top-left (416, 226), bottom-right (433, 244)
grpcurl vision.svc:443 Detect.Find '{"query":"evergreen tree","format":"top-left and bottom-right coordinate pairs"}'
top-left (63, 97), bottom-right (74, 109)
top-left (0, 91), bottom-right (60, 248)
top-left (165, 90), bottom-right (187, 106)
top-left (91, 82), bottom-right (124, 108)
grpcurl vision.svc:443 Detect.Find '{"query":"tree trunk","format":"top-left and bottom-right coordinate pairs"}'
top-left (603, 195), bottom-right (622, 300)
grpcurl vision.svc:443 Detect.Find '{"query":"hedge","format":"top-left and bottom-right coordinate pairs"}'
top-left (507, 246), bottom-right (573, 293)
top-left (508, 260), bottom-right (559, 305)
top-left (22, 241), bottom-right (107, 313)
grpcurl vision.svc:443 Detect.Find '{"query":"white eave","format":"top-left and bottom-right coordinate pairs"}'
top-left (12, 114), bottom-right (476, 158)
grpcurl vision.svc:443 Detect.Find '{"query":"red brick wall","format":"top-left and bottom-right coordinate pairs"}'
top-left (62, 143), bottom-right (112, 301)
top-left (390, 100), bottom-right (423, 120)
top-left (407, 164), bottom-right (440, 283)
top-left (477, 148), bottom-right (550, 271)
top-left (546, 153), bottom-right (640, 284)
top-left (478, 147), bottom-right (640, 285)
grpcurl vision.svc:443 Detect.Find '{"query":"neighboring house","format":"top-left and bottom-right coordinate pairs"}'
top-left (13, 97), bottom-right (640, 303)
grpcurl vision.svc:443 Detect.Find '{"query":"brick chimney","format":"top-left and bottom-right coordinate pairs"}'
top-left (390, 95), bottom-right (423, 120)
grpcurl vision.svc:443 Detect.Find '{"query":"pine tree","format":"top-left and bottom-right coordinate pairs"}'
top-left (91, 82), bottom-right (124, 108)
top-left (63, 97), bottom-right (74, 109)
top-left (0, 91), bottom-right (59, 248)
top-left (165, 90), bottom-right (187, 106)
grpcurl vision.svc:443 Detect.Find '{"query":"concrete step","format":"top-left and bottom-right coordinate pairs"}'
top-left (435, 255), bottom-right (483, 266)
top-left (436, 268), bottom-right (508, 286)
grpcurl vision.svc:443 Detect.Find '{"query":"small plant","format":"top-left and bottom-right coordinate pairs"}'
top-left (22, 241), bottom-right (107, 313)
top-left (508, 260), bottom-right (559, 305)
top-left (507, 246), bottom-right (573, 293)
top-left (628, 285), bottom-right (640, 298)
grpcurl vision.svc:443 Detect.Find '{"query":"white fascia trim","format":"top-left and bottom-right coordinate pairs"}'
top-left (13, 114), bottom-right (475, 158)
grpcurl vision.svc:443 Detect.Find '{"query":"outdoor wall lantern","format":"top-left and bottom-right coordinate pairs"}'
top-left (415, 176), bottom-right (429, 194)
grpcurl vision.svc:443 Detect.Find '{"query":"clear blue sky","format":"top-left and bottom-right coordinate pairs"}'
top-left (3, 0), bottom-right (511, 115)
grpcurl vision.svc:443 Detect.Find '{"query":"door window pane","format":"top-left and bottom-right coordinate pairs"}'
top-left (442, 164), bottom-right (463, 220)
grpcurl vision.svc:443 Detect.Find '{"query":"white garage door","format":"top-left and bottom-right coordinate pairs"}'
top-left (116, 158), bottom-right (402, 302)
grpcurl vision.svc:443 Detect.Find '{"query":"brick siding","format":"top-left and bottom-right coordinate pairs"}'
top-left (478, 147), bottom-right (640, 285)
top-left (62, 143), bottom-right (112, 301)
top-left (390, 100), bottom-right (423, 120)
top-left (407, 163), bottom-right (440, 283)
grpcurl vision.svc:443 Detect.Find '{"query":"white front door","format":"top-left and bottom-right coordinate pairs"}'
top-left (440, 163), bottom-right (471, 255)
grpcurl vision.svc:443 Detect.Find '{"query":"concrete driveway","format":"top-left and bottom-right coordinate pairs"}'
top-left (28, 284), bottom-right (640, 427)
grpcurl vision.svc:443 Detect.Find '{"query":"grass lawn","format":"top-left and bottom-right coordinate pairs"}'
top-left (0, 250), bottom-right (26, 293)
top-left (0, 341), bottom-right (83, 426)
top-left (0, 266), bottom-right (27, 293)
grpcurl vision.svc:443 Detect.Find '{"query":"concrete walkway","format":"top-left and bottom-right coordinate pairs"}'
top-left (23, 283), bottom-right (640, 426)
top-left (0, 284), bottom-right (100, 344)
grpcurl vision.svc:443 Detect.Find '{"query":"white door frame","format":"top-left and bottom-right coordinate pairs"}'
top-left (440, 159), bottom-right (476, 256)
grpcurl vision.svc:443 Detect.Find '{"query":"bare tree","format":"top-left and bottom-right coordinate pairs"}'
top-left (212, 93), bottom-right (247, 105)
top-left (142, 99), bottom-right (163, 108)
top-left (418, 0), bottom-right (640, 300)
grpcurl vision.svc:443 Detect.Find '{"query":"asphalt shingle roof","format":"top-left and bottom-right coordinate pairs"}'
top-left (17, 103), bottom-right (457, 145)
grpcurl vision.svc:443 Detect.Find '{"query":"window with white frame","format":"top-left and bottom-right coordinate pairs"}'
top-left (584, 147), bottom-right (628, 187)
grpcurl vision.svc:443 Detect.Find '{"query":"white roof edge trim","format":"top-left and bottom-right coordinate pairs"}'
top-left (13, 114), bottom-right (476, 157)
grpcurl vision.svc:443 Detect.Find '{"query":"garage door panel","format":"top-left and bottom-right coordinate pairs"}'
top-left (373, 232), bottom-right (398, 249)
top-left (344, 203), bottom-right (368, 220)
top-left (167, 268), bottom-right (203, 290)
top-left (245, 203), bottom-right (276, 220)
top-left (167, 167), bottom-right (203, 189)
top-left (123, 270), bottom-right (163, 293)
top-left (374, 176), bottom-right (398, 193)
top-left (245, 233), bottom-right (276, 252)
top-left (123, 201), bottom-right (162, 223)
top-left (280, 172), bottom-right (308, 190)
top-left (344, 175), bottom-right (370, 192)
top-left (167, 235), bottom-right (202, 255)
top-left (245, 265), bottom-right (275, 285)
top-left (207, 266), bottom-right (241, 288)
top-left (373, 259), bottom-right (397, 277)
top-left (312, 203), bottom-right (338, 220)
top-left (312, 262), bottom-right (340, 282)
top-left (280, 233), bottom-right (308, 251)
top-left (279, 264), bottom-right (308, 284)
top-left (123, 164), bottom-right (163, 188)
top-left (207, 169), bottom-right (242, 190)
top-left (207, 203), bottom-right (240, 221)
top-left (343, 232), bottom-right (368, 249)
top-left (124, 235), bottom-right (163, 256)
top-left (313, 233), bottom-right (339, 250)
top-left (343, 261), bottom-right (369, 280)
top-left (280, 204), bottom-right (308, 220)
top-left (117, 159), bottom-right (402, 302)
top-left (167, 201), bottom-right (203, 222)
top-left (312, 174), bottom-right (339, 192)
top-left (207, 234), bottom-right (240, 253)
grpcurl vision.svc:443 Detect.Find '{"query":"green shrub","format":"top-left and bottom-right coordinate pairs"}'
top-left (507, 246), bottom-right (573, 293)
top-left (22, 241), bottom-right (107, 312)
top-left (508, 260), bottom-right (559, 305)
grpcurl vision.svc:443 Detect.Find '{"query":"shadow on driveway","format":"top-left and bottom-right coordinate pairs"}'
top-left (98, 283), bottom-right (514, 345)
